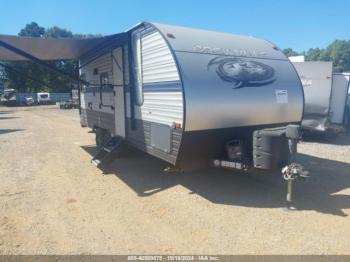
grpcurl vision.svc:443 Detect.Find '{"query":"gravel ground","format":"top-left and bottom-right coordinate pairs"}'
top-left (0, 105), bottom-right (349, 255)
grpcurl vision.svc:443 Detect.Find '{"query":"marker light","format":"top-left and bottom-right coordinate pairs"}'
top-left (166, 33), bottom-right (175, 39)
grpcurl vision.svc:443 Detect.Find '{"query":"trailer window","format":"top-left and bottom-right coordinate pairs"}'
top-left (132, 31), bottom-right (143, 106)
top-left (40, 94), bottom-right (48, 99)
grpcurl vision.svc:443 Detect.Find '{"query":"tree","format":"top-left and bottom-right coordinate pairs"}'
top-left (303, 40), bottom-right (350, 72)
top-left (323, 40), bottom-right (350, 72)
top-left (305, 48), bottom-right (322, 61)
top-left (283, 48), bottom-right (299, 57)
top-left (45, 26), bottom-right (73, 39)
top-left (19, 22), bottom-right (45, 37)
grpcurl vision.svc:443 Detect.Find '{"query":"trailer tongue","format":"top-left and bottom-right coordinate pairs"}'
top-left (213, 124), bottom-right (309, 207)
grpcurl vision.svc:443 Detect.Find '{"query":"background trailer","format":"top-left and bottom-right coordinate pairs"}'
top-left (291, 61), bottom-right (350, 133)
top-left (0, 22), bottom-right (309, 195)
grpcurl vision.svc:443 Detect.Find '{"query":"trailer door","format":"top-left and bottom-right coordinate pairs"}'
top-left (330, 73), bottom-right (350, 124)
top-left (112, 47), bottom-right (126, 138)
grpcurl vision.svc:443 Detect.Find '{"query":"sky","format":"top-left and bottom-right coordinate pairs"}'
top-left (1, 0), bottom-right (350, 52)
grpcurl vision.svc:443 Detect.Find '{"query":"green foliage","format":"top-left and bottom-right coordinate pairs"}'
top-left (45, 26), bottom-right (73, 39)
top-left (282, 48), bottom-right (300, 57)
top-left (5, 61), bottom-right (47, 93)
top-left (323, 40), bottom-right (350, 72)
top-left (19, 22), bottom-right (45, 37)
top-left (284, 40), bottom-right (350, 73)
top-left (305, 48), bottom-right (322, 61)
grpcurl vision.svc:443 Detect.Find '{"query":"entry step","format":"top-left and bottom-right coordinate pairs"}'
top-left (91, 137), bottom-right (123, 167)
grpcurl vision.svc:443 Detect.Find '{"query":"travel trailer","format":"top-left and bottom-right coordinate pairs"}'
top-left (37, 92), bottom-right (51, 104)
top-left (0, 22), bottom-right (309, 203)
top-left (77, 22), bottom-right (308, 176)
top-left (290, 59), bottom-right (350, 133)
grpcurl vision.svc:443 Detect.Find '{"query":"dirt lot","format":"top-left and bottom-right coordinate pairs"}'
top-left (0, 105), bottom-right (349, 255)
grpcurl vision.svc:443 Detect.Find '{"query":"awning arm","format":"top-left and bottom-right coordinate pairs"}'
top-left (0, 39), bottom-right (89, 86)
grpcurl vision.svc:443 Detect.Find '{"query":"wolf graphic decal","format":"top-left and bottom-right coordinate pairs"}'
top-left (208, 56), bottom-right (276, 88)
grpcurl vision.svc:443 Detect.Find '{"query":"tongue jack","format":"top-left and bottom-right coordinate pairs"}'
top-left (282, 163), bottom-right (309, 209)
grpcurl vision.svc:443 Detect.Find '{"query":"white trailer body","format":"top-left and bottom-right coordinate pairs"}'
top-left (292, 61), bottom-right (349, 132)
